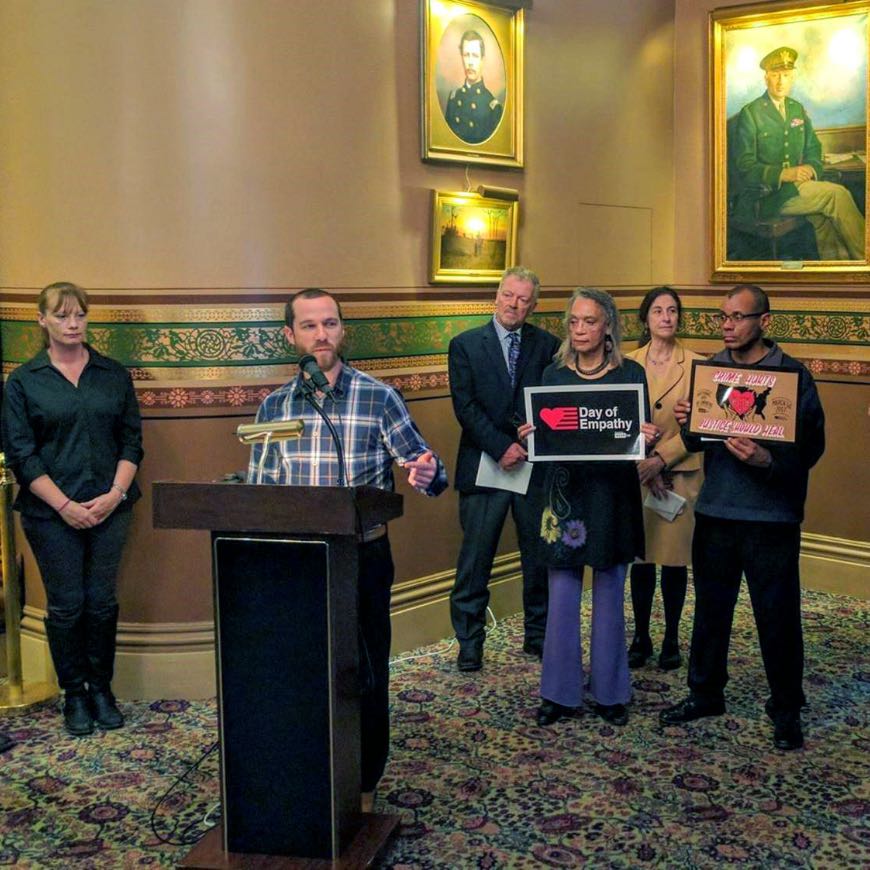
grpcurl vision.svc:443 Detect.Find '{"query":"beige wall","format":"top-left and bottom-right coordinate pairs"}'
top-left (3, 1), bottom-right (679, 695)
top-left (804, 381), bottom-right (870, 541)
top-left (0, 0), bottom-right (676, 289)
top-left (673, 0), bottom-right (715, 287)
top-left (3, 1), bottom-right (866, 697)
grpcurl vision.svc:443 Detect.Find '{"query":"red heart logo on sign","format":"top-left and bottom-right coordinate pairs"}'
top-left (728, 389), bottom-right (755, 418)
top-left (539, 407), bottom-right (579, 430)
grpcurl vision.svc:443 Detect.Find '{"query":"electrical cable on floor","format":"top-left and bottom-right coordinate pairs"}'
top-left (202, 801), bottom-right (222, 829)
top-left (390, 637), bottom-right (455, 666)
top-left (149, 740), bottom-right (220, 846)
top-left (149, 608), bottom-right (505, 842)
top-left (389, 606), bottom-right (498, 667)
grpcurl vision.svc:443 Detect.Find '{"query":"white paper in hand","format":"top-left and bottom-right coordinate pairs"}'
top-left (475, 453), bottom-right (533, 495)
top-left (643, 489), bottom-right (687, 522)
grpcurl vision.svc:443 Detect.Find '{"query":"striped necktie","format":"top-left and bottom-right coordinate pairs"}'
top-left (507, 331), bottom-right (520, 387)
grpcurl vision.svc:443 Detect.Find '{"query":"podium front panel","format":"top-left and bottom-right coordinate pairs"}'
top-left (213, 535), bottom-right (359, 859)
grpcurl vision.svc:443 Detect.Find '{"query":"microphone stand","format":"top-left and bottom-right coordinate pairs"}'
top-left (300, 379), bottom-right (348, 488)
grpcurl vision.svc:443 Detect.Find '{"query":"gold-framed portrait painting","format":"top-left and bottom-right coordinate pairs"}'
top-left (420, 0), bottom-right (524, 168)
top-left (711, 0), bottom-right (870, 282)
top-left (430, 190), bottom-right (518, 284)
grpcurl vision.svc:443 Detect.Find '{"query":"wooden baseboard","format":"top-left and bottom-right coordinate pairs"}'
top-left (390, 553), bottom-right (523, 655)
top-left (800, 532), bottom-right (869, 599)
top-left (16, 533), bottom-right (861, 700)
top-left (20, 608), bottom-right (217, 700)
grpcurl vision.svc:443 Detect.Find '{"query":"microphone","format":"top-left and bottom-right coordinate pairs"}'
top-left (298, 354), bottom-right (332, 395)
top-left (295, 359), bottom-right (347, 487)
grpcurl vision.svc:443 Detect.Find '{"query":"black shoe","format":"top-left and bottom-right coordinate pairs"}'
top-left (593, 703), bottom-right (628, 726)
top-left (0, 733), bottom-right (14, 753)
top-left (456, 645), bottom-right (482, 672)
top-left (627, 635), bottom-right (653, 669)
top-left (658, 639), bottom-right (682, 671)
top-left (536, 700), bottom-right (576, 726)
top-left (63, 694), bottom-right (94, 736)
top-left (522, 639), bottom-right (543, 659)
top-left (660, 695), bottom-right (725, 725)
top-left (772, 715), bottom-right (803, 750)
top-left (89, 688), bottom-right (124, 730)
top-left (765, 700), bottom-right (803, 750)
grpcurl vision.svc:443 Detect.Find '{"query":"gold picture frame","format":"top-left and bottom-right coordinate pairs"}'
top-left (421, 0), bottom-right (524, 168)
top-left (430, 190), bottom-right (518, 284)
top-left (711, 0), bottom-right (870, 282)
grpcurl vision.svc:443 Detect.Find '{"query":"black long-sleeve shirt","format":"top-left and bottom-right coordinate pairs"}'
top-left (1, 345), bottom-right (143, 517)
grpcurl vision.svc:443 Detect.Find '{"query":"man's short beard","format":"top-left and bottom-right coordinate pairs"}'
top-left (319, 338), bottom-right (347, 365)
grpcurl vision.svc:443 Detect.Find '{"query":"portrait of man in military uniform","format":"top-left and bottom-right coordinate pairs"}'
top-left (422, 2), bottom-right (523, 168)
top-left (443, 29), bottom-right (504, 144)
top-left (729, 45), bottom-right (866, 262)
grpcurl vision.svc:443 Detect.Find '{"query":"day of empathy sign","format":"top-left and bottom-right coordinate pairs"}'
top-left (524, 384), bottom-right (646, 461)
top-left (687, 361), bottom-right (799, 443)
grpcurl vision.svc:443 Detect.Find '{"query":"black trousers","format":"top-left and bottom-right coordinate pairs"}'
top-left (357, 535), bottom-right (394, 792)
top-left (688, 514), bottom-right (805, 713)
top-left (451, 488), bottom-right (548, 647)
top-left (21, 509), bottom-right (132, 626)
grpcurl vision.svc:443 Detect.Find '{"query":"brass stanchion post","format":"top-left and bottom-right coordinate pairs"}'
top-left (0, 452), bottom-right (57, 711)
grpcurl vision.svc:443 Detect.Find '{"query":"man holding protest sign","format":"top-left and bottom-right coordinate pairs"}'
top-left (661, 284), bottom-right (825, 751)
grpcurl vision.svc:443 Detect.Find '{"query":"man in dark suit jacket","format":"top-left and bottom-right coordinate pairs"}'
top-left (448, 267), bottom-right (560, 671)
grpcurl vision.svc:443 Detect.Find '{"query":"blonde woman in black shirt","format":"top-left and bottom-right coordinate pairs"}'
top-left (2, 282), bottom-right (143, 736)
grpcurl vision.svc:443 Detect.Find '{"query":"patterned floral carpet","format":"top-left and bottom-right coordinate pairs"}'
top-left (0, 587), bottom-right (867, 868)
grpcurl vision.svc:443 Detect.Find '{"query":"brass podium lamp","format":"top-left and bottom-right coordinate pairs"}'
top-left (236, 419), bottom-right (304, 484)
top-left (0, 453), bottom-right (57, 711)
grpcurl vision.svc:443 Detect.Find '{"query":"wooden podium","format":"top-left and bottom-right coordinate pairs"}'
top-left (153, 482), bottom-right (403, 868)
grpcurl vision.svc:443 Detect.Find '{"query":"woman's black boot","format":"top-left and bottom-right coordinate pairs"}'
top-left (86, 607), bottom-right (124, 729)
top-left (44, 617), bottom-right (93, 736)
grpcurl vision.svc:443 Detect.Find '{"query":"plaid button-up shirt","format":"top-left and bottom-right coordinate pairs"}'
top-left (247, 363), bottom-right (448, 495)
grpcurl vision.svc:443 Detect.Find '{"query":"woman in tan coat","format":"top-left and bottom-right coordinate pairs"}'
top-left (626, 287), bottom-right (703, 670)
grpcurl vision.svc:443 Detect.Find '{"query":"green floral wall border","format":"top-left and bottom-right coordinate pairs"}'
top-left (2, 309), bottom-right (867, 368)
top-left (2, 306), bottom-right (866, 413)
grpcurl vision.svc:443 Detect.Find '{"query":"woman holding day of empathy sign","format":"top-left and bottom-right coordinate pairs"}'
top-left (519, 288), bottom-right (660, 728)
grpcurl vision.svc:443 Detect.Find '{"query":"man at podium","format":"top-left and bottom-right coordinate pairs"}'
top-left (247, 288), bottom-right (448, 812)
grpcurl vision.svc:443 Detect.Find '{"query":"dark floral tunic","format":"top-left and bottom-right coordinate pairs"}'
top-left (537, 360), bottom-right (649, 570)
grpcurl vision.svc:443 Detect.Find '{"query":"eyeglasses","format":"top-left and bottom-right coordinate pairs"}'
top-left (713, 311), bottom-right (767, 325)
